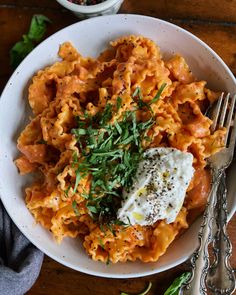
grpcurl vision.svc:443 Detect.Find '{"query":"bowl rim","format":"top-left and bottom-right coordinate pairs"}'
top-left (0, 13), bottom-right (235, 278)
top-left (56, 0), bottom-right (123, 13)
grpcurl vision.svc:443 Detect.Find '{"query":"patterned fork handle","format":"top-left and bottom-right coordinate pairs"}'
top-left (179, 169), bottom-right (222, 295)
top-left (206, 170), bottom-right (236, 294)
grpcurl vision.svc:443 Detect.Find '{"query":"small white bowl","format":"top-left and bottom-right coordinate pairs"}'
top-left (56, 0), bottom-right (124, 18)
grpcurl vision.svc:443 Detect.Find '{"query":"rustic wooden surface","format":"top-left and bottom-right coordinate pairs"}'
top-left (0, 1), bottom-right (236, 294)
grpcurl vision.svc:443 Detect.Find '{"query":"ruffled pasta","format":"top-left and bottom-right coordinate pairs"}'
top-left (15, 35), bottom-right (225, 263)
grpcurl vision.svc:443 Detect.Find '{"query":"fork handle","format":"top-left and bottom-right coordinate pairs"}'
top-left (179, 169), bottom-right (221, 295)
top-left (206, 170), bottom-right (236, 294)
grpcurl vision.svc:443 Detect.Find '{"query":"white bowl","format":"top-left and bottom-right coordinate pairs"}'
top-left (56, 0), bottom-right (124, 18)
top-left (0, 14), bottom-right (235, 278)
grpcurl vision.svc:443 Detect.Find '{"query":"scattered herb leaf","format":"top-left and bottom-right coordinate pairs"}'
top-left (72, 200), bottom-right (80, 216)
top-left (163, 272), bottom-right (191, 295)
top-left (10, 36), bottom-right (34, 69)
top-left (107, 223), bottom-right (116, 236)
top-left (37, 139), bottom-right (47, 144)
top-left (117, 96), bottom-right (122, 110)
top-left (10, 15), bottom-right (51, 68)
top-left (120, 281), bottom-right (152, 295)
top-left (149, 83), bottom-right (167, 104)
top-left (126, 216), bottom-right (132, 226)
top-left (132, 83), bottom-right (167, 113)
top-left (106, 253), bottom-right (110, 265)
top-left (65, 185), bottom-right (71, 197)
top-left (98, 237), bottom-right (105, 249)
top-left (28, 15), bottom-right (51, 42)
top-left (100, 223), bottom-right (106, 234)
top-left (73, 169), bottom-right (81, 193)
top-left (119, 272), bottom-right (190, 295)
top-left (132, 86), bottom-right (150, 110)
top-left (86, 205), bottom-right (98, 213)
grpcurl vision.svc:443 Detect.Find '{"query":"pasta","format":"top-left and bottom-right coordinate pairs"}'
top-left (15, 35), bottom-right (225, 264)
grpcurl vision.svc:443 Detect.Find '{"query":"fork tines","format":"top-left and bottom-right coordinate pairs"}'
top-left (210, 92), bottom-right (236, 147)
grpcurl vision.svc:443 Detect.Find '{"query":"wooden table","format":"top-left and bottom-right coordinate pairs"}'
top-left (1, 1), bottom-right (236, 294)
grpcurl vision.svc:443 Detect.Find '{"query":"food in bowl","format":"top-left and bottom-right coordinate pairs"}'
top-left (15, 35), bottom-right (225, 264)
top-left (56, 0), bottom-right (124, 19)
top-left (68, 0), bottom-right (105, 5)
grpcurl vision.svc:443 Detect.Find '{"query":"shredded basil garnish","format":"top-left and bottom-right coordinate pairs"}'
top-left (70, 85), bottom-right (167, 221)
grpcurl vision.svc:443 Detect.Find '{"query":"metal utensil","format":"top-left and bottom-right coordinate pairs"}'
top-left (180, 93), bottom-right (236, 295)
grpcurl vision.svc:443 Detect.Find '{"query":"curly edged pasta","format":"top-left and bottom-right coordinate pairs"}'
top-left (15, 35), bottom-right (225, 263)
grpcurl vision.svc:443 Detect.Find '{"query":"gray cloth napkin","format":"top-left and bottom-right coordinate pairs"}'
top-left (0, 200), bottom-right (44, 295)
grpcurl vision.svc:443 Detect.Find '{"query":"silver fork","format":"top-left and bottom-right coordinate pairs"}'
top-left (180, 93), bottom-right (236, 295)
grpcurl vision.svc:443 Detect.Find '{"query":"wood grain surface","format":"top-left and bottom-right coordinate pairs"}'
top-left (0, 1), bottom-right (235, 294)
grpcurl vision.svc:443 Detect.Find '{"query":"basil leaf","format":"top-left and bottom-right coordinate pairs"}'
top-left (65, 185), bottom-right (71, 197)
top-left (73, 169), bottom-right (81, 193)
top-left (120, 282), bottom-right (152, 295)
top-left (10, 35), bottom-right (34, 69)
top-left (114, 120), bottom-right (122, 134)
top-left (149, 83), bottom-right (167, 104)
top-left (72, 200), bottom-right (80, 216)
top-left (117, 96), bottom-right (122, 110)
top-left (70, 88), bottom-right (155, 220)
top-left (106, 253), bottom-right (110, 265)
top-left (98, 237), bottom-right (105, 249)
top-left (10, 14), bottom-right (51, 68)
top-left (163, 272), bottom-right (191, 295)
top-left (37, 139), bottom-right (47, 144)
top-left (87, 205), bottom-right (98, 213)
top-left (132, 87), bottom-right (142, 99)
top-left (28, 14), bottom-right (51, 42)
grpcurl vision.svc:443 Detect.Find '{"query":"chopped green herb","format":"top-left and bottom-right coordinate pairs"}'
top-left (86, 205), bottom-right (98, 214)
top-left (72, 200), bottom-right (80, 216)
top-left (107, 223), bottom-right (116, 236)
top-left (106, 253), bottom-right (110, 265)
top-left (163, 272), bottom-right (191, 295)
top-left (120, 281), bottom-right (152, 295)
top-left (73, 169), bottom-right (81, 193)
top-left (98, 237), bottom-right (105, 249)
top-left (70, 95), bottom-right (154, 221)
top-left (132, 87), bottom-right (150, 109)
top-left (149, 83), bottom-right (167, 104)
top-left (72, 152), bottom-right (78, 168)
top-left (81, 190), bottom-right (90, 199)
top-left (99, 103), bottom-right (112, 125)
top-left (132, 87), bottom-right (141, 98)
top-left (132, 83), bottom-right (167, 112)
top-left (71, 128), bottom-right (87, 136)
top-left (37, 139), bottom-right (47, 144)
top-left (143, 136), bottom-right (152, 142)
top-left (65, 185), bottom-right (71, 197)
top-left (10, 15), bottom-right (51, 68)
top-left (100, 223), bottom-right (106, 234)
top-left (117, 96), bottom-right (122, 110)
top-left (126, 216), bottom-right (132, 226)
top-left (114, 120), bottom-right (122, 134)
top-left (112, 219), bottom-right (127, 226)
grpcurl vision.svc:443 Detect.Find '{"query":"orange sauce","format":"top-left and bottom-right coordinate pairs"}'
top-left (185, 168), bottom-right (211, 223)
